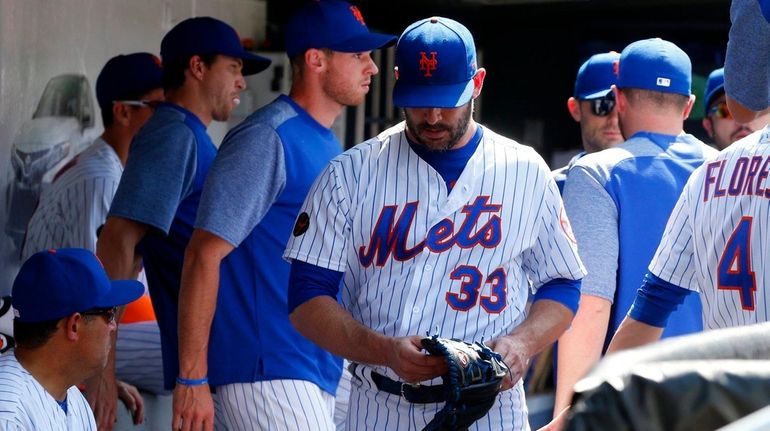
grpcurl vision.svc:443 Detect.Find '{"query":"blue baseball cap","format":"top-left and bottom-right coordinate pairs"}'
top-left (574, 52), bottom-right (620, 100)
top-left (96, 53), bottom-right (164, 110)
top-left (285, 0), bottom-right (397, 58)
top-left (617, 38), bottom-right (691, 96)
top-left (704, 67), bottom-right (725, 110)
top-left (161, 17), bottom-right (271, 76)
top-left (393, 17), bottom-right (477, 109)
top-left (12, 249), bottom-right (144, 323)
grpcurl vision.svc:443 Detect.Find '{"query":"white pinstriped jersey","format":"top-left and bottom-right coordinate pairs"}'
top-left (22, 138), bottom-right (121, 261)
top-left (0, 354), bottom-right (96, 430)
top-left (650, 127), bottom-right (770, 329)
top-left (285, 122), bottom-right (586, 430)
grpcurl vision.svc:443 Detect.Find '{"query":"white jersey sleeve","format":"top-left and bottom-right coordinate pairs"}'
top-left (522, 167), bottom-right (586, 288)
top-left (284, 158), bottom-right (352, 271)
top-left (648, 175), bottom-right (699, 291)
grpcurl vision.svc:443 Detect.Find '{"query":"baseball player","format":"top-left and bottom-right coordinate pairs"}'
top-left (173, 2), bottom-right (396, 430)
top-left (284, 16), bottom-right (586, 430)
top-left (20, 54), bottom-right (165, 427)
top-left (0, 248), bottom-right (143, 431)
top-left (606, 125), bottom-right (770, 351)
top-left (725, 0), bottom-right (770, 123)
top-left (553, 52), bottom-right (623, 193)
top-left (551, 38), bottom-right (718, 422)
top-left (94, 16), bottom-right (270, 429)
top-left (702, 68), bottom-right (770, 151)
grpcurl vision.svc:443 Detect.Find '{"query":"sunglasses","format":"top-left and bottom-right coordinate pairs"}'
top-left (588, 97), bottom-right (616, 117)
top-left (81, 306), bottom-right (117, 323)
top-left (113, 100), bottom-right (158, 109)
top-left (708, 102), bottom-right (733, 120)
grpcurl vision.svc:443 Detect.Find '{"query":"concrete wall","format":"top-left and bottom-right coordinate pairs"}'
top-left (0, 0), bottom-right (267, 293)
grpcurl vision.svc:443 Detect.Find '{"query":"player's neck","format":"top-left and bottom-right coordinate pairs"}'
top-left (165, 88), bottom-right (213, 126)
top-left (101, 128), bottom-right (131, 166)
top-left (289, 84), bottom-right (344, 129)
top-left (14, 348), bottom-right (72, 401)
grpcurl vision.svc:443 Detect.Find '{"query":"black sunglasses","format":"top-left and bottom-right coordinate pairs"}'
top-left (81, 306), bottom-right (117, 323)
top-left (588, 96), bottom-right (616, 117)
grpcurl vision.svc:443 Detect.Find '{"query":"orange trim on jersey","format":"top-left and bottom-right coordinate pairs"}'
top-left (120, 293), bottom-right (156, 323)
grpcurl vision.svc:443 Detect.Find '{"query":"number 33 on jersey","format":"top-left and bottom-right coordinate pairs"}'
top-left (284, 124), bottom-right (586, 341)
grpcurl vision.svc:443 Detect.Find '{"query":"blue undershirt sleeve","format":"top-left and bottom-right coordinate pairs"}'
top-left (628, 272), bottom-right (692, 327)
top-left (288, 259), bottom-right (344, 314)
top-left (532, 278), bottom-right (581, 315)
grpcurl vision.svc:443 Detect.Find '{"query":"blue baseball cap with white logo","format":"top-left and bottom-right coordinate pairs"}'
top-left (285, 0), bottom-right (396, 58)
top-left (393, 17), bottom-right (478, 109)
top-left (12, 248), bottom-right (144, 323)
top-left (574, 52), bottom-right (620, 100)
top-left (704, 67), bottom-right (725, 111)
top-left (161, 17), bottom-right (271, 76)
top-left (617, 38), bottom-right (691, 96)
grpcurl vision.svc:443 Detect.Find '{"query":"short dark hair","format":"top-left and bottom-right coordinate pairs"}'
top-left (13, 318), bottom-right (59, 350)
top-left (162, 53), bottom-right (219, 92)
top-left (622, 88), bottom-right (690, 112)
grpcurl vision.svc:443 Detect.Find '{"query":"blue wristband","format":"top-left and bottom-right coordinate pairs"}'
top-left (175, 376), bottom-right (208, 386)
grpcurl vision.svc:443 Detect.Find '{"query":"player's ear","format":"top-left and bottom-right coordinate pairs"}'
top-left (112, 102), bottom-right (131, 127)
top-left (612, 86), bottom-right (626, 114)
top-left (682, 94), bottom-right (696, 120)
top-left (567, 97), bottom-right (581, 122)
top-left (471, 68), bottom-right (486, 99)
top-left (304, 48), bottom-right (326, 73)
top-left (187, 55), bottom-right (207, 81)
top-left (64, 313), bottom-right (82, 341)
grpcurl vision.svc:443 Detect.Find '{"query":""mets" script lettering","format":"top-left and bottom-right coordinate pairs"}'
top-left (358, 196), bottom-right (502, 267)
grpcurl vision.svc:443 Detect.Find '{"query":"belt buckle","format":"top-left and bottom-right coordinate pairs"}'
top-left (400, 382), bottom-right (420, 400)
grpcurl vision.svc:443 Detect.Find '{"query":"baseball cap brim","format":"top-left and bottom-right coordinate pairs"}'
top-left (580, 88), bottom-right (613, 100)
top-left (393, 79), bottom-right (475, 109)
top-left (237, 51), bottom-right (272, 76)
top-left (327, 32), bottom-right (398, 54)
top-left (93, 280), bottom-right (145, 309)
top-left (705, 83), bottom-right (725, 109)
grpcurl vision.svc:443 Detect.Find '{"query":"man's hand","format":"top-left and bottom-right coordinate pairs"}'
top-left (385, 336), bottom-right (447, 383)
top-left (116, 380), bottom-right (145, 425)
top-left (172, 383), bottom-right (214, 431)
top-left (84, 369), bottom-right (119, 431)
top-left (485, 335), bottom-right (529, 390)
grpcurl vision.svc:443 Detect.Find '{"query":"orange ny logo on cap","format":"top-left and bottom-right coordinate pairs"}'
top-left (612, 59), bottom-right (620, 77)
top-left (419, 51), bottom-right (438, 77)
top-left (350, 6), bottom-right (366, 26)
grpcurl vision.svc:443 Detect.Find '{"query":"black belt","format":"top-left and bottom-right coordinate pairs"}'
top-left (369, 370), bottom-right (446, 404)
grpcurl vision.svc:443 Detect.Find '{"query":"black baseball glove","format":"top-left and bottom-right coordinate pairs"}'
top-left (421, 335), bottom-right (508, 431)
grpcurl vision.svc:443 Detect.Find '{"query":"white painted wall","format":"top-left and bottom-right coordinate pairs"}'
top-left (0, 0), bottom-right (267, 293)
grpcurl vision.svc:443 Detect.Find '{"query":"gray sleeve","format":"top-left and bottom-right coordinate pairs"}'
top-left (562, 165), bottom-right (619, 302)
top-left (725, 0), bottom-right (770, 111)
top-left (195, 123), bottom-right (286, 247)
top-left (109, 125), bottom-right (197, 234)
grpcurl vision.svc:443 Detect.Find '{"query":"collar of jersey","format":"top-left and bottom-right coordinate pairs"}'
top-left (627, 131), bottom-right (683, 150)
top-left (155, 102), bottom-right (206, 132)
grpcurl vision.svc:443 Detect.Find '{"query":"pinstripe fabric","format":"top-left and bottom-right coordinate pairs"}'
top-left (334, 362), bottom-right (352, 431)
top-left (22, 139), bottom-right (120, 261)
top-left (346, 368), bottom-right (529, 431)
top-left (285, 123), bottom-right (585, 430)
top-left (650, 127), bottom-right (770, 329)
top-left (213, 379), bottom-right (335, 431)
top-left (20, 137), bottom-right (165, 394)
top-left (0, 354), bottom-right (96, 430)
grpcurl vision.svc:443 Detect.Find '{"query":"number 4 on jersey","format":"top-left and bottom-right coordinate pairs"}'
top-left (717, 216), bottom-right (757, 311)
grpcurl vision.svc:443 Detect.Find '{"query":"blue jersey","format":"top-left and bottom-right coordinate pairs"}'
top-left (109, 103), bottom-right (216, 390)
top-left (195, 95), bottom-right (343, 392)
top-left (564, 132), bottom-right (717, 344)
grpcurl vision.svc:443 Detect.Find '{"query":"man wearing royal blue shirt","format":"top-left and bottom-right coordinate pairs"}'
top-left (173, 1), bottom-right (396, 429)
top-left (551, 38), bottom-right (717, 421)
top-left (95, 16), bottom-right (270, 431)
